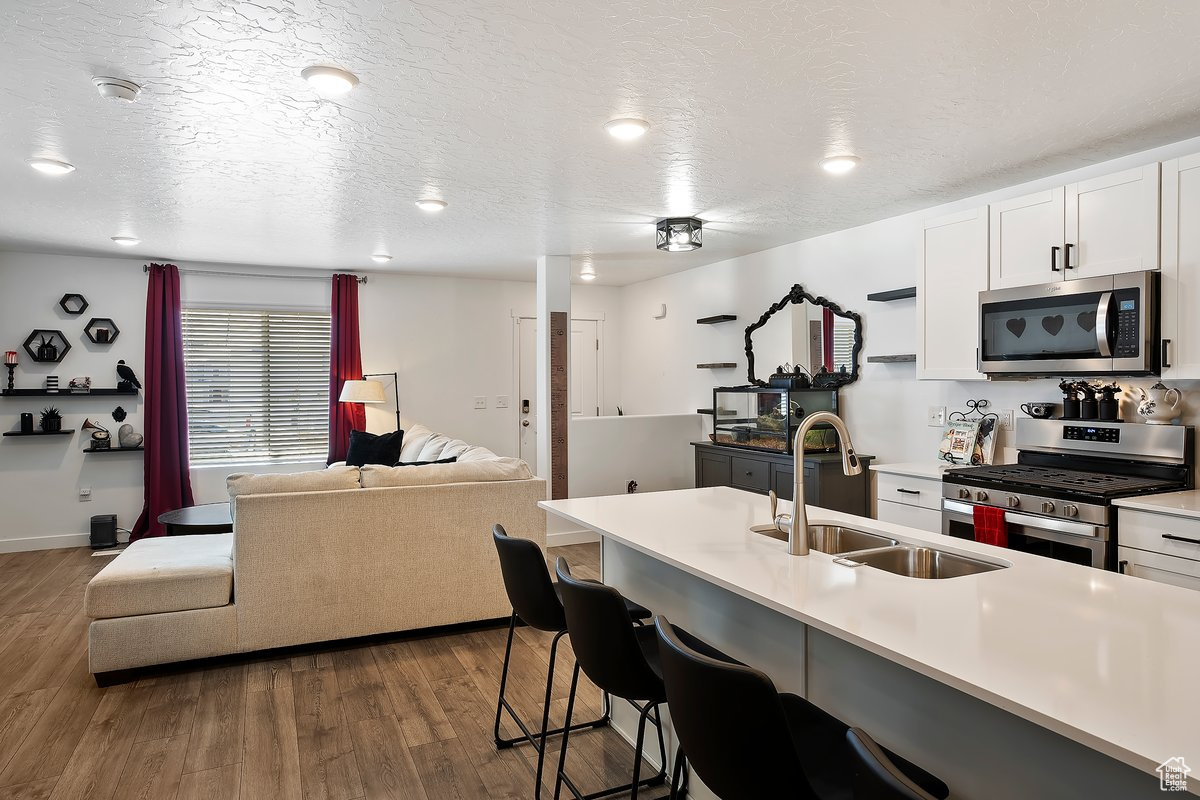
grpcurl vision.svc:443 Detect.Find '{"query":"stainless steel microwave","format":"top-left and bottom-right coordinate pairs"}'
top-left (978, 271), bottom-right (1160, 377)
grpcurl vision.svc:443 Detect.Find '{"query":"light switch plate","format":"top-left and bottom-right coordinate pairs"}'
top-left (496, 395), bottom-right (509, 408)
top-left (473, 396), bottom-right (487, 410)
top-left (927, 406), bottom-right (946, 427)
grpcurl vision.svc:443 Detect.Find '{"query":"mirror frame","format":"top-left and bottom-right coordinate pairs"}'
top-left (744, 283), bottom-right (863, 387)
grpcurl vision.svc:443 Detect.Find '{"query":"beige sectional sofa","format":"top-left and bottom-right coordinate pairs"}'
top-left (84, 424), bottom-right (546, 678)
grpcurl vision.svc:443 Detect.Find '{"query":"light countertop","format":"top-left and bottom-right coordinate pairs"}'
top-left (1115, 490), bottom-right (1200, 520)
top-left (869, 461), bottom-right (956, 480)
top-left (541, 487), bottom-right (1200, 779)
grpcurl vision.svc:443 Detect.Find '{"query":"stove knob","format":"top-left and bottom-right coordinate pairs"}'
top-left (1007, 496), bottom-right (1020, 508)
top-left (1063, 504), bottom-right (1079, 518)
top-left (975, 491), bottom-right (989, 502)
top-left (958, 488), bottom-right (971, 500)
top-left (1041, 501), bottom-right (1056, 514)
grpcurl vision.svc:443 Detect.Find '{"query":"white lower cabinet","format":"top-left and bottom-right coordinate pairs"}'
top-left (874, 472), bottom-right (943, 534)
top-left (1117, 509), bottom-right (1200, 591)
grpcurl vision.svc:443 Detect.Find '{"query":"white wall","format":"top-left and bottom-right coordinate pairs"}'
top-left (617, 134), bottom-right (1200, 468)
top-left (358, 275), bottom-right (623, 456)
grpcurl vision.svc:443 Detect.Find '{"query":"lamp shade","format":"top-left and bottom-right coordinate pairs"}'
top-left (338, 379), bottom-right (387, 404)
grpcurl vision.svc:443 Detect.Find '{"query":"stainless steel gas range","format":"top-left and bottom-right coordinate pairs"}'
top-left (941, 419), bottom-right (1194, 570)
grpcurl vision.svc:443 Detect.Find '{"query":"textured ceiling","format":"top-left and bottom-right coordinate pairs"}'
top-left (2, 0), bottom-right (1200, 285)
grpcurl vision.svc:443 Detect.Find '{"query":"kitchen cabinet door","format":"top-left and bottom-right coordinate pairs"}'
top-left (1118, 545), bottom-right (1200, 592)
top-left (1161, 153), bottom-right (1200, 378)
top-left (1065, 164), bottom-right (1160, 280)
top-left (988, 187), bottom-right (1065, 289)
top-left (917, 207), bottom-right (989, 380)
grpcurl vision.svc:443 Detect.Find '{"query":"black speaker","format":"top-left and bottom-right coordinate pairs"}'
top-left (90, 514), bottom-right (118, 549)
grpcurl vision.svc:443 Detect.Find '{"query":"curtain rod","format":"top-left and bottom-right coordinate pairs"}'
top-left (143, 265), bottom-right (366, 284)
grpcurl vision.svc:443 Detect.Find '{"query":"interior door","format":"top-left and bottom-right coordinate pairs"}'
top-left (988, 187), bottom-right (1065, 289)
top-left (1065, 164), bottom-right (1160, 280)
top-left (517, 317), bottom-right (602, 472)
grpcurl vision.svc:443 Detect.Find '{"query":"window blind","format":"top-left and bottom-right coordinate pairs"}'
top-left (182, 308), bottom-right (331, 465)
top-left (832, 317), bottom-right (857, 369)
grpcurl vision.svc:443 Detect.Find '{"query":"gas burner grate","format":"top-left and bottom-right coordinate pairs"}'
top-left (947, 465), bottom-right (1177, 496)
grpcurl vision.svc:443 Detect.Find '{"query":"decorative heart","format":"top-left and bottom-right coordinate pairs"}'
top-left (1005, 318), bottom-right (1027, 338)
top-left (1077, 311), bottom-right (1096, 332)
top-left (1041, 315), bottom-right (1065, 336)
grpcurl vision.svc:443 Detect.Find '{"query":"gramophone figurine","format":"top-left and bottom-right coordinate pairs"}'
top-left (82, 418), bottom-right (111, 451)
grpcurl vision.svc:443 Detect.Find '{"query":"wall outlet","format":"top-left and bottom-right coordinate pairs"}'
top-left (473, 396), bottom-right (487, 410)
top-left (927, 405), bottom-right (946, 427)
top-left (496, 395), bottom-right (509, 409)
top-left (79, 485), bottom-right (92, 501)
top-left (999, 408), bottom-right (1015, 432)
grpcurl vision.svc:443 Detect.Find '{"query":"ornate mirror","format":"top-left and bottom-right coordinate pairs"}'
top-left (744, 284), bottom-right (863, 387)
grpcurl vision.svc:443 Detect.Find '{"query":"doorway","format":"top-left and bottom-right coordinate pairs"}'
top-left (516, 317), bottom-right (602, 473)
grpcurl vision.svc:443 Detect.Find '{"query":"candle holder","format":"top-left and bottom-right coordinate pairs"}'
top-left (4, 364), bottom-right (15, 392)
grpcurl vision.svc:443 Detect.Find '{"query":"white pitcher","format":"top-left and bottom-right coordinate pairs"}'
top-left (1136, 382), bottom-right (1183, 425)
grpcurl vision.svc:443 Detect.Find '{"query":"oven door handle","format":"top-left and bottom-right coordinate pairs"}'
top-left (942, 499), bottom-right (1102, 538)
top-left (1095, 291), bottom-right (1113, 358)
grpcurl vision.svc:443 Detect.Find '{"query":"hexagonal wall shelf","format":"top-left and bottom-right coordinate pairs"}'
top-left (23, 329), bottom-right (71, 362)
top-left (84, 317), bottom-right (119, 345)
top-left (58, 293), bottom-right (88, 315)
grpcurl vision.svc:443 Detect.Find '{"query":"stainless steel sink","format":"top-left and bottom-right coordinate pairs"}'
top-left (750, 524), bottom-right (898, 554)
top-left (834, 545), bottom-right (1007, 579)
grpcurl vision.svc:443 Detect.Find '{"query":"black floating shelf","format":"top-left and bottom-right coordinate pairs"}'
top-left (866, 287), bottom-right (917, 302)
top-left (867, 354), bottom-right (917, 363)
top-left (4, 429), bottom-right (76, 437)
top-left (83, 446), bottom-right (143, 453)
top-left (696, 314), bottom-right (738, 325)
top-left (697, 363), bottom-right (738, 369)
top-left (2, 388), bottom-right (138, 397)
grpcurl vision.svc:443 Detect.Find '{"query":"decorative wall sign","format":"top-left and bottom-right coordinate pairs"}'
top-left (84, 318), bottom-right (120, 344)
top-left (58, 294), bottom-right (89, 315)
top-left (23, 330), bottom-right (70, 363)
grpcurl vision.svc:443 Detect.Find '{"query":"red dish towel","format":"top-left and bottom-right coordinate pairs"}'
top-left (973, 505), bottom-right (1008, 548)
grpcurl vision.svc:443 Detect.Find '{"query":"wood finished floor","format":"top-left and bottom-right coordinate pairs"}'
top-left (0, 542), bottom-right (669, 800)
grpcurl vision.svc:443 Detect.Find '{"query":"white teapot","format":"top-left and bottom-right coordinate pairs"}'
top-left (1136, 382), bottom-right (1183, 425)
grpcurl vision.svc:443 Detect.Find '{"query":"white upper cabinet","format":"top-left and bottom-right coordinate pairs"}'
top-left (1161, 153), bottom-right (1200, 378)
top-left (988, 164), bottom-right (1160, 289)
top-left (989, 187), bottom-right (1065, 289)
top-left (918, 207), bottom-right (989, 381)
top-left (1065, 164), bottom-right (1160, 279)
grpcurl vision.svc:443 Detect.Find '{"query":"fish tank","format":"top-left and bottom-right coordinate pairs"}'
top-left (709, 386), bottom-right (840, 454)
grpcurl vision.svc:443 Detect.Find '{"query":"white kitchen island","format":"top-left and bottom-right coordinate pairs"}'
top-left (541, 487), bottom-right (1200, 799)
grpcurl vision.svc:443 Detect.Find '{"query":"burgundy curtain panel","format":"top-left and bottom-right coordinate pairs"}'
top-left (328, 274), bottom-right (365, 463)
top-left (132, 263), bottom-right (195, 541)
top-left (822, 307), bottom-right (835, 370)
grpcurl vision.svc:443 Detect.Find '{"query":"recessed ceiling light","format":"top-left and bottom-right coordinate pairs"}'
top-left (92, 76), bottom-right (141, 102)
top-left (820, 155), bottom-right (861, 175)
top-left (110, 236), bottom-right (140, 246)
top-left (604, 118), bottom-right (650, 141)
top-left (415, 198), bottom-right (447, 213)
top-left (371, 254), bottom-right (392, 263)
top-left (301, 66), bottom-right (359, 96)
top-left (28, 158), bottom-right (75, 176)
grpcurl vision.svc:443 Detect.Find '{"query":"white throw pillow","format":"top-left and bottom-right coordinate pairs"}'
top-left (360, 458), bottom-right (533, 488)
top-left (397, 423), bottom-right (434, 462)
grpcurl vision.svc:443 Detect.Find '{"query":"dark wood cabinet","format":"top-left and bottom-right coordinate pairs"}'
top-left (693, 442), bottom-right (874, 517)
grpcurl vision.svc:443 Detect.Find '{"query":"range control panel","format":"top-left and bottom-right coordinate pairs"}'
top-left (1063, 425), bottom-right (1121, 443)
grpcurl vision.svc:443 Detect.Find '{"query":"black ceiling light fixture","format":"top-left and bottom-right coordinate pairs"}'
top-left (656, 217), bottom-right (703, 252)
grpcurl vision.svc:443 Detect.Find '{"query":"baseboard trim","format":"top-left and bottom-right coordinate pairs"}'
top-left (0, 533), bottom-right (91, 553)
top-left (547, 529), bottom-right (600, 547)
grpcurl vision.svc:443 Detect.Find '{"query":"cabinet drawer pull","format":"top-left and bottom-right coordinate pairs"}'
top-left (895, 488), bottom-right (920, 495)
top-left (1162, 339), bottom-right (1172, 370)
top-left (1163, 533), bottom-right (1200, 546)
top-left (1050, 245), bottom-right (1061, 272)
top-left (1064, 242), bottom-right (1075, 269)
top-left (745, 471), bottom-right (754, 476)
top-left (1118, 560), bottom-right (1128, 574)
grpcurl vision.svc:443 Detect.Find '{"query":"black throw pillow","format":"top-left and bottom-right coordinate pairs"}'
top-left (346, 429), bottom-right (404, 467)
top-left (395, 456), bottom-right (458, 467)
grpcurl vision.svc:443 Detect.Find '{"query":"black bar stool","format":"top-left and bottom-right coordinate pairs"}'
top-left (655, 616), bottom-right (950, 800)
top-left (847, 728), bottom-right (945, 800)
top-left (553, 558), bottom-right (669, 800)
top-left (491, 524), bottom-right (651, 798)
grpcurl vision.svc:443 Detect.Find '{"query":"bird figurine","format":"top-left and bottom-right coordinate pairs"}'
top-left (116, 360), bottom-right (141, 391)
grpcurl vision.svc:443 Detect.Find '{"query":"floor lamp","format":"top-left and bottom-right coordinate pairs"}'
top-left (338, 372), bottom-right (401, 432)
